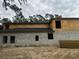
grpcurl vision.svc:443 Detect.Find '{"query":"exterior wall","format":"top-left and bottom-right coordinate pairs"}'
top-left (54, 31), bottom-right (79, 40)
top-left (61, 20), bottom-right (79, 31)
top-left (0, 31), bottom-right (79, 47)
top-left (50, 20), bottom-right (55, 30)
top-left (54, 31), bottom-right (79, 47)
top-left (50, 19), bottom-right (79, 47)
top-left (2, 18), bottom-right (79, 47)
top-left (9, 24), bottom-right (48, 29)
top-left (50, 19), bottom-right (79, 31)
top-left (0, 33), bottom-right (56, 46)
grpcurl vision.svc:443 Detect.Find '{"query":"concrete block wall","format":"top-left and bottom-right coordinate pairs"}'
top-left (0, 33), bottom-right (55, 46)
top-left (0, 31), bottom-right (79, 47)
top-left (54, 31), bottom-right (79, 42)
top-left (52, 31), bottom-right (79, 46)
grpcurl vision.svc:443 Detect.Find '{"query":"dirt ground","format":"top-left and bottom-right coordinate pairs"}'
top-left (0, 46), bottom-right (79, 59)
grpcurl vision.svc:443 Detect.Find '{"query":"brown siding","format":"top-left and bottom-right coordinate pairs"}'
top-left (9, 24), bottom-right (48, 29)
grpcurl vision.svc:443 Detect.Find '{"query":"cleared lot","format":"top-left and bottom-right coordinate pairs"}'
top-left (0, 46), bottom-right (79, 59)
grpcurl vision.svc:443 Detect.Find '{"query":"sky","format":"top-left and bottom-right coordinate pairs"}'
top-left (0, 0), bottom-right (79, 19)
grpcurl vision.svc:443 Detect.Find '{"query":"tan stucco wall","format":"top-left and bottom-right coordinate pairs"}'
top-left (50, 20), bottom-right (55, 30)
top-left (9, 24), bottom-right (48, 29)
top-left (61, 20), bottom-right (79, 30)
top-left (50, 20), bottom-right (79, 31)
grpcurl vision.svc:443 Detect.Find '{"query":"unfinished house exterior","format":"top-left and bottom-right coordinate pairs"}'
top-left (0, 18), bottom-right (79, 47)
top-left (50, 18), bottom-right (79, 48)
top-left (0, 22), bottom-right (54, 47)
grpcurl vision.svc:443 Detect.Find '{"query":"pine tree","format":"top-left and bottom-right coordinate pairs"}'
top-left (2, 0), bottom-right (27, 23)
top-left (3, 0), bottom-right (27, 10)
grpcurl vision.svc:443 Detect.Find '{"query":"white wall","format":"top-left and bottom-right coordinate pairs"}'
top-left (0, 31), bottom-right (78, 46)
top-left (0, 33), bottom-right (55, 46)
top-left (54, 31), bottom-right (79, 40)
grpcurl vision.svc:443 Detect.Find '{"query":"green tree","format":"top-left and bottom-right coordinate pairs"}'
top-left (2, 0), bottom-right (26, 23)
top-left (0, 18), bottom-right (11, 23)
top-left (45, 13), bottom-right (54, 20)
top-left (9, 4), bottom-right (25, 22)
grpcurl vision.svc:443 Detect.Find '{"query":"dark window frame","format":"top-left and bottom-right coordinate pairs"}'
top-left (10, 36), bottom-right (15, 43)
top-left (3, 36), bottom-right (8, 44)
top-left (55, 20), bottom-right (61, 28)
top-left (48, 33), bottom-right (53, 39)
top-left (35, 35), bottom-right (39, 41)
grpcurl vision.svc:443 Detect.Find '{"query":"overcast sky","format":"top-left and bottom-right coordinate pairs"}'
top-left (0, 0), bottom-right (79, 19)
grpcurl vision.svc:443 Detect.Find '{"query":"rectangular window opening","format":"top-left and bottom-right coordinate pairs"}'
top-left (35, 35), bottom-right (39, 41)
top-left (3, 36), bottom-right (8, 44)
top-left (10, 36), bottom-right (15, 43)
top-left (55, 20), bottom-right (61, 28)
top-left (5, 25), bottom-right (9, 29)
top-left (48, 33), bottom-right (53, 39)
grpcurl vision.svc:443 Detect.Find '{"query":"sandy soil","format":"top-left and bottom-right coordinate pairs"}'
top-left (0, 46), bottom-right (79, 59)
